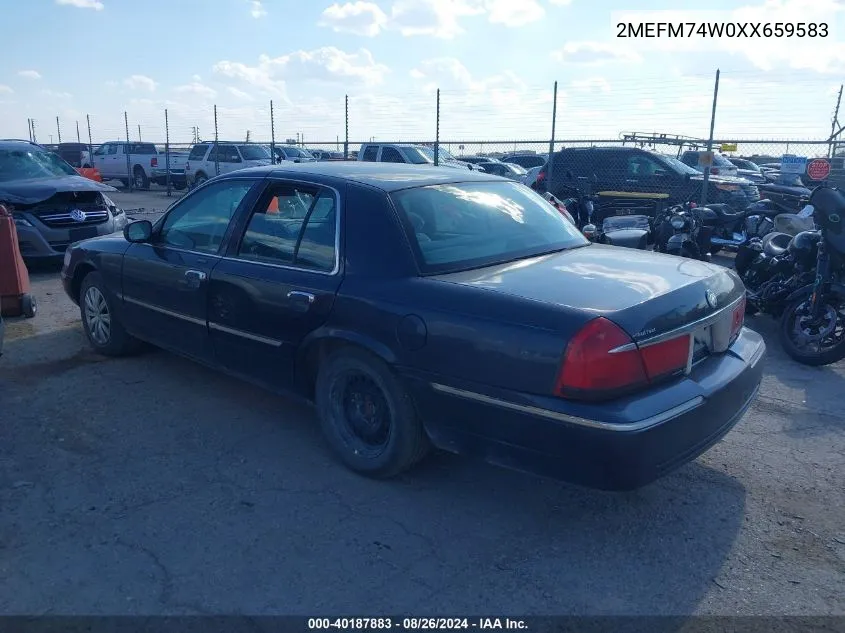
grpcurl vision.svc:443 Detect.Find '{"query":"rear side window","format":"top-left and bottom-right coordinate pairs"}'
top-left (129, 143), bottom-right (157, 155)
top-left (361, 146), bottom-right (379, 161)
top-left (681, 153), bottom-right (698, 166)
top-left (189, 145), bottom-right (209, 161)
top-left (238, 184), bottom-right (337, 272)
top-left (380, 147), bottom-right (405, 163)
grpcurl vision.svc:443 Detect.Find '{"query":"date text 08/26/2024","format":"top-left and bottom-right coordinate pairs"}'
top-left (307, 618), bottom-right (527, 630)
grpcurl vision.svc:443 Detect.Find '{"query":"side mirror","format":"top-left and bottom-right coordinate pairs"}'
top-left (124, 220), bottom-right (152, 243)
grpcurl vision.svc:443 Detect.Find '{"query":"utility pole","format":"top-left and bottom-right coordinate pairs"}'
top-left (56, 116), bottom-right (62, 144)
top-left (76, 120), bottom-right (81, 143)
top-left (138, 124), bottom-right (142, 141)
top-left (31, 119), bottom-right (37, 144)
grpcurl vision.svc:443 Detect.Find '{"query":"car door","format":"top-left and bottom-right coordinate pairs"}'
top-left (219, 145), bottom-right (244, 174)
top-left (101, 143), bottom-right (119, 178)
top-left (92, 143), bottom-right (109, 174)
top-left (208, 179), bottom-right (343, 389)
top-left (120, 178), bottom-right (258, 362)
top-left (627, 153), bottom-right (675, 196)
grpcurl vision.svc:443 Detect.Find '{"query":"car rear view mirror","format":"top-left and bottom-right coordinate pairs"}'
top-left (124, 220), bottom-right (152, 243)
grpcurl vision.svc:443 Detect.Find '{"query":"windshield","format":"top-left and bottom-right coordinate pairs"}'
top-left (281, 146), bottom-right (313, 159)
top-left (731, 158), bottom-right (759, 171)
top-left (390, 180), bottom-right (588, 274)
top-left (404, 146), bottom-right (457, 164)
top-left (660, 155), bottom-right (701, 176)
top-left (712, 153), bottom-right (735, 168)
top-left (506, 164), bottom-right (528, 175)
top-left (239, 145), bottom-right (270, 160)
top-left (0, 148), bottom-right (78, 182)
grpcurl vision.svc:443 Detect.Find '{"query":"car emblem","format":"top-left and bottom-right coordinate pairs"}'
top-left (70, 208), bottom-right (87, 222)
top-left (705, 290), bottom-right (717, 309)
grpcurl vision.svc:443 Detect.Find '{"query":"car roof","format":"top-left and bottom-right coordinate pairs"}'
top-left (0, 139), bottom-right (45, 150)
top-left (219, 161), bottom-right (505, 192)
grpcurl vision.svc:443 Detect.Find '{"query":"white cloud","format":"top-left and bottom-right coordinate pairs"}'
top-left (0, 85), bottom-right (13, 95)
top-left (551, 41), bottom-right (641, 65)
top-left (483, 0), bottom-right (544, 26)
top-left (390, 0), bottom-right (485, 39)
top-left (56, 0), bottom-right (104, 9)
top-left (123, 75), bottom-right (157, 92)
top-left (41, 89), bottom-right (73, 99)
top-left (549, 0), bottom-right (572, 4)
top-left (248, 0), bottom-right (266, 18)
top-left (214, 47), bottom-right (389, 90)
top-left (227, 86), bottom-right (254, 101)
top-left (571, 77), bottom-right (611, 93)
top-left (18, 70), bottom-right (42, 80)
top-left (320, 2), bottom-right (389, 36)
top-left (174, 81), bottom-right (217, 99)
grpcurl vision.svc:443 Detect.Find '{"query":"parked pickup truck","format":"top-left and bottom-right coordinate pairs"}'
top-left (92, 141), bottom-right (188, 190)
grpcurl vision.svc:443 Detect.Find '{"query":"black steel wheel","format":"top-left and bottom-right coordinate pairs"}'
top-left (315, 348), bottom-right (430, 478)
top-left (779, 295), bottom-right (845, 366)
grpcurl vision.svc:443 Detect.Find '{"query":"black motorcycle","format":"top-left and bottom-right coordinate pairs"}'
top-left (735, 186), bottom-right (845, 366)
top-left (654, 202), bottom-right (710, 260)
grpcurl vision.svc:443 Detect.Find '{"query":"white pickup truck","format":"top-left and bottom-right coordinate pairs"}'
top-left (92, 141), bottom-right (188, 189)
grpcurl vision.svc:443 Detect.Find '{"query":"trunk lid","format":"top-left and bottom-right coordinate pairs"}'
top-left (433, 243), bottom-right (744, 343)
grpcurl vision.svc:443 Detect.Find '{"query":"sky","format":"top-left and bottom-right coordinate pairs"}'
top-left (2, 0), bottom-right (845, 151)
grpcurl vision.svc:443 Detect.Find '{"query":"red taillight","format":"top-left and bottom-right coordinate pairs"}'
top-left (639, 335), bottom-right (691, 382)
top-left (151, 157), bottom-right (158, 167)
top-left (554, 317), bottom-right (691, 401)
top-left (536, 170), bottom-right (546, 183)
top-left (730, 296), bottom-right (745, 340)
top-left (711, 167), bottom-right (720, 174)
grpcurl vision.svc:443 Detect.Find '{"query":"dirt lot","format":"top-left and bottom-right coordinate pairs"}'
top-left (0, 260), bottom-right (844, 615)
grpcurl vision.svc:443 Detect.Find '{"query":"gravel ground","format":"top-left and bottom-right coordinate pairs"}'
top-left (0, 263), bottom-right (843, 616)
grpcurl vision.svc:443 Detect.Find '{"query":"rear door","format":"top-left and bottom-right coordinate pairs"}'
top-left (360, 145), bottom-right (379, 162)
top-left (92, 143), bottom-right (110, 175)
top-left (209, 178), bottom-right (343, 389)
top-left (379, 146), bottom-right (407, 163)
top-left (120, 178), bottom-right (258, 362)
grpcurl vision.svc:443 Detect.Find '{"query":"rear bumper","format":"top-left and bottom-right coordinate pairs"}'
top-left (405, 327), bottom-right (765, 491)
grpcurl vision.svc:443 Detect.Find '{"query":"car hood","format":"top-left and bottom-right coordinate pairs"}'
top-left (689, 173), bottom-right (750, 185)
top-left (758, 182), bottom-right (812, 196)
top-left (0, 175), bottom-right (117, 206)
top-left (434, 244), bottom-right (744, 341)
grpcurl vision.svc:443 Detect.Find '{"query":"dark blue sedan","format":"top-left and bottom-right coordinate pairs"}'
top-left (61, 163), bottom-right (765, 490)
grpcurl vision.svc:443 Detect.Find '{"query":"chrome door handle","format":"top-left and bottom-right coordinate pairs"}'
top-left (185, 270), bottom-right (207, 281)
top-left (287, 290), bottom-right (315, 304)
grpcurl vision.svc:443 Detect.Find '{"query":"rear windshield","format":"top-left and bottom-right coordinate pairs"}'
top-left (390, 180), bottom-right (588, 274)
top-left (0, 148), bottom-right (78, 182)
top-left (239, 145), bottom-right (270, 160)
top-left (280, 146), bottom-right (312, 159)
top-left (129, 143), bottom-right (157, 155)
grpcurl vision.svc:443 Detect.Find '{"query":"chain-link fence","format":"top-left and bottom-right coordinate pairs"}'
top-left (17, 70), bottom-right (845, 202)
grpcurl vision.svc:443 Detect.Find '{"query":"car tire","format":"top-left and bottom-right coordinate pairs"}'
top-left (79, 271), bottom-right (143, 357)
top-left (315, 347), bottom-right (430, 478)
top-left (194, 172), bottom-right (208, 187)
top-left (21, 293), bottom-right (37, 318)
top-left (133, 166), bottom-right (150, 190)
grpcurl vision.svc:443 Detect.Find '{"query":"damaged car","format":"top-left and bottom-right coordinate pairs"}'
top-left (0, 140), bottom-right (128, 261)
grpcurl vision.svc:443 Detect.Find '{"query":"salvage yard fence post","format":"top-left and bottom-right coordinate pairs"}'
top-left (56, 116), bottom-right (62, 144)
top-left (124, 111), bottom-right (132, 192)
top-left (270, 99), bottom-right (276, 164)
top-left (214, 104), bottom-right (219, 177)
top-left (548, 81), bottom-right (558, 196)
top-left (700, 69), bottom-right (720, 206)
top-left (86, 115), bottom-right (93, 167)
top-left (344, 94), bottom-right (349, 160)
top-left (165, 108), bottom-right (172, 197)
top-left (434, 89), bottom-right (440, 167)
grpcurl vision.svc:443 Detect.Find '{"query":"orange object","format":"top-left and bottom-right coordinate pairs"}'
top-left (0, 204), bottom-right (36, 318)
top-left (267, 196), bottom-right (279, 213)
top-left (75, 167), bottom-right (103, 182)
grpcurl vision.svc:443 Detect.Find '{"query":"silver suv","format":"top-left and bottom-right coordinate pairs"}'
top-left (0, 140), bottom-right (127, 260)
top-left (358, 143), bottom-right (478, 170)
top-left (185, 142), bottom-right (273, 187)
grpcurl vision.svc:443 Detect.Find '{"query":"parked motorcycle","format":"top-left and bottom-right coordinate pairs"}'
top-left (698, 200), bottom-right (780, 253)
top-left (735, 186), bottom-right (845, 366)
top-left (654, 202), bottom-right (711, 260)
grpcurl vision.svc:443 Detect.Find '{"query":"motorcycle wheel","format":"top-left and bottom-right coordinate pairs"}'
top-left (779, 295), bottom-right (845, 366)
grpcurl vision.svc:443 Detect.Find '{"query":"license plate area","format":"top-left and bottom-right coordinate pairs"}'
top-left (692, 325), bottom-right (713, 365)
top-left (69, 226), bottom-right (99, 242)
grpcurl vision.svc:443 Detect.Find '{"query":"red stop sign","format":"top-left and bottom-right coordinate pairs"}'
top-left (807, 158), bottom-right (831, 181)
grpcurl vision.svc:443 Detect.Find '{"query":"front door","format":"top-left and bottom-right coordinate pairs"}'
top-left (209, 179), bottom-right (343, 389)
top-left (121, 178), bottom-right (257, 362)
